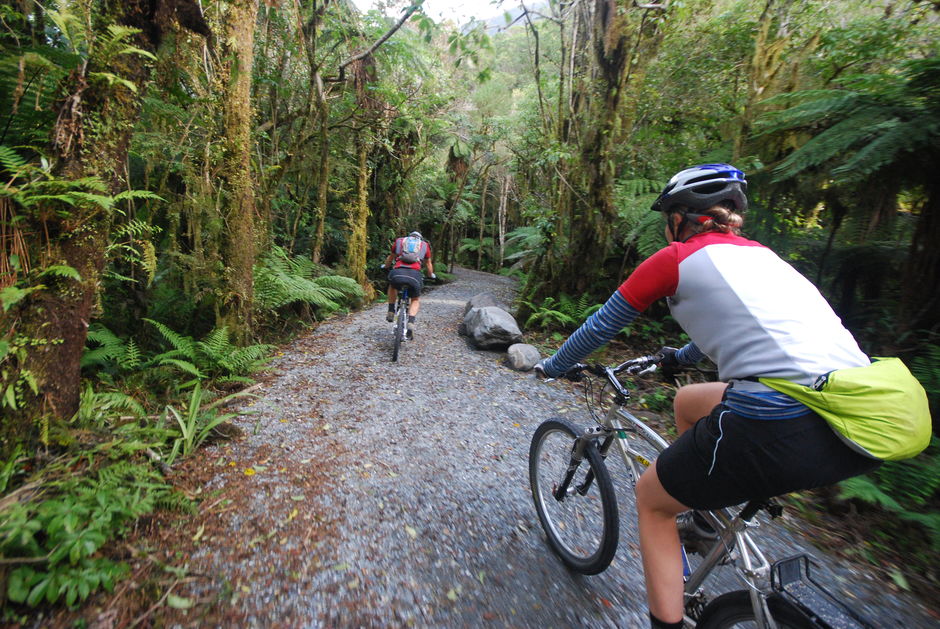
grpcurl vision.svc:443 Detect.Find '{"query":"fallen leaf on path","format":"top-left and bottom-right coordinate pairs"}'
top-left (405, 525), bottom-right (418, 538)
top-left (167, 594), bottom-right (194, 610)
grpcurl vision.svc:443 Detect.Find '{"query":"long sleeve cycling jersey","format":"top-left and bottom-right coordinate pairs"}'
top-left (541, 231), bottom-right (869, 419)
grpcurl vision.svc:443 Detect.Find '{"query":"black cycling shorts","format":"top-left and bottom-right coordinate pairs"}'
top-left (387, 268), bottom-right (423, 297)
top-left (656, 401), bottom-right (880, 510)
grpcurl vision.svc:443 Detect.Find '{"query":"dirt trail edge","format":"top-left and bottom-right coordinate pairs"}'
top-left (160, 267), bottom-right (933, 628)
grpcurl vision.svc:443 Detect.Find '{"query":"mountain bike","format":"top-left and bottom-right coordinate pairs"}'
top-left (528, 356), bottom-right (874, 629)
top-left (389, 284), bottom-right (412, 362)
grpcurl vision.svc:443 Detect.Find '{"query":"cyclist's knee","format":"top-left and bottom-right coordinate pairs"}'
top-left (674, 382), bottom-right (727, 434)
top-left (637, 466), bottom-right (686, 517)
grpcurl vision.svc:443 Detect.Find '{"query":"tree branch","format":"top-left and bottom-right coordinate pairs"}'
top-left (326, 3), bottom-right (422, 82)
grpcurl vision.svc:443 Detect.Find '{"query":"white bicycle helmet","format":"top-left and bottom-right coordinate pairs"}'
top-left (408, 231), bottom-right (423, 239)
top-left (651, 164), bottom-right (748, 214)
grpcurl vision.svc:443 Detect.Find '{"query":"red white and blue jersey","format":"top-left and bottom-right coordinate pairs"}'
top-left (542, 232), bottom-right (868, 389)
top-left (620, 232), bottom-right (869, 384)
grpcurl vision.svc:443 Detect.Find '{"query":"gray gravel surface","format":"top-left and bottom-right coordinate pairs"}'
top-left (183, 267), bottom-right (935, 628)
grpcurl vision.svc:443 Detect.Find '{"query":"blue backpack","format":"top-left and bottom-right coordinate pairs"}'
top-left (396, 236), bottom-right (426, 264)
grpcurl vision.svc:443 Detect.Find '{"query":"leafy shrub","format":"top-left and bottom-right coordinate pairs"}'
top-left (522, 294), bottom-right (602, 331)
top-left (254, 246), bottom-right (363, 316)
top-left (145, 319), bottom-right (274, 387)
top-left (1, 460), bottom-right (190, 609)
top-left (163, 383), bottom-right (251, 463)
top-left (838, 437), bottom-right (940, 552)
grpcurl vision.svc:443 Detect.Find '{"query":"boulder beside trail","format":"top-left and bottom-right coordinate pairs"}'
top-left (462, 292), bottom-right (505, 316)
top-left (464, 306), bottom-right (523, 350)
top-left (506, 343), bottom-right (541, 371)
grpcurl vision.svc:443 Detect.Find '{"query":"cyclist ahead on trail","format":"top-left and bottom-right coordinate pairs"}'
top-left (382, 231), bottom-right (435, 339)
top-left (535, 164), bottom-right (880, 629)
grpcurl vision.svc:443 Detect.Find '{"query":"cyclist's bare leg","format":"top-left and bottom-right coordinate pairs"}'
top-left (673, 382), bottom-right (727, 435)
top-left (408, 296), bottom-right (420, 317)
top-left (388, 285), bottom-right (398, 304)
top-left (636, 465), bottom-right (691, 624)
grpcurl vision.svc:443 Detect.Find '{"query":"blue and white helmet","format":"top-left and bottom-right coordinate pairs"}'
top-left (651, 164), bottom-right (747, 214)
top-left (409, 231), bottom-right (423, 239)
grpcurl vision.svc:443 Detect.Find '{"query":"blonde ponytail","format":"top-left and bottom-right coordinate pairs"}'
top-left (698, 205), bottom-right (743, 235)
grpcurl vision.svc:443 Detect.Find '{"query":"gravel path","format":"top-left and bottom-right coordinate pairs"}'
top-left (176, 267), bottom-right (935, 628)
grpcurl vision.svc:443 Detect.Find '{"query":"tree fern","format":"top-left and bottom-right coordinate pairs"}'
top-left (254, 247), bottom-right (363, 314)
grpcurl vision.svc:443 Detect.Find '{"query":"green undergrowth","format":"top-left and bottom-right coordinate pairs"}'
top-left (1, 247), bottom-right (368, 617)
top-left (0, 409), bottom-right (195, 616)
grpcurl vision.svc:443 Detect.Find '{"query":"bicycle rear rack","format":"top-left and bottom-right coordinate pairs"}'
top-left (771, 555), bottom-right (875, 629)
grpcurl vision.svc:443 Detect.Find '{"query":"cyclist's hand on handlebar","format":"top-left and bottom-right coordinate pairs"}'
top-left (380, 264), bottom-right (387, 270)
top-left (656, 346), bottom-right (681, 378)
top-left (533, 359), bottom-right (549, 378)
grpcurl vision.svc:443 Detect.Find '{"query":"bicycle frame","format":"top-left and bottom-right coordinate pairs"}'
top-left (577, 376), bottom-right (777, 628)
top-left (396, 285), bottom-right (412, 318)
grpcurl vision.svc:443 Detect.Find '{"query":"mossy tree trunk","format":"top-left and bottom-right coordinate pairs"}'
top-left (344, 133), bottom-right (374, 298)
top-left (524, 1), bottom-right (664, 310)
top-left (0, 1), bottom-right (209, 455)
top-left (218, 0), bottom-right (260, 339)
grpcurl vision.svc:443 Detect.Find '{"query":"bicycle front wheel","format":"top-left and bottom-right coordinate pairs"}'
top-left (529, 419), bottom-right (618, 575)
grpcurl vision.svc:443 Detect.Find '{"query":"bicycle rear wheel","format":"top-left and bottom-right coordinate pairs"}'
top-left (391, 300), bottom-right (406, 362)
top-left (529, 419), bottom-right (618, 575)
top-left (695, 591), bottom-right (813, 629)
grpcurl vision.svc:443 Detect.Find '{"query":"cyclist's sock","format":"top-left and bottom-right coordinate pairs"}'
top-left (387, 304), bottom-right (395, 313)
top-left (649, 612), bottom-right (684, 629)
top-left (408, 315), bottom-right (416, 324)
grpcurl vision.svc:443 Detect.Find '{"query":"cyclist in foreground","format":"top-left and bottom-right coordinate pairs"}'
top-left (382, 230), bottom-right (435, 339)
top-left (534, 164), bottom-right (880, 629)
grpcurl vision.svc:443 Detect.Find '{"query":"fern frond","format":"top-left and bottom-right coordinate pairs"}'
top-left (196, 327), bottom-right (232, 361)
top-left (830, 117), bottom-right (928, 183)
top-left (0, 145), bottom-right (28, 172)
top-left (112, 190), bottom-right (164, 203)
top-left (144, 319), bottom-right (196, 359)
top-left (772, 110), bottom-right (890, 181)
top-left (756, 91), bottom-right (862, 133)
top-left (156, 358), bottom-right (204, 379)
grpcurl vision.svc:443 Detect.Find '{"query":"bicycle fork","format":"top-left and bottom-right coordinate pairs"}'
top-left (552, 427), bottom-right (608, 501)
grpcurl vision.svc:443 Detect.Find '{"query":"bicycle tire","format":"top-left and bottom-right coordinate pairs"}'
top-left (696, 590), bottom-right (814, 629)
top-left (529, 418), bottom-right (619, 575)
top-left (392, 299), bottom-right (406, 362)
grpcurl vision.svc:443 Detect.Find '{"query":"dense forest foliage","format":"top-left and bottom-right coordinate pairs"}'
top-left (0, 0), bottom-right (938, 615)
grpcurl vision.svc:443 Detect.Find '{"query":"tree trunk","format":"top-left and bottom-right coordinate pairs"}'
top-left (218, 0), bottom-right (260, 339)
top-left (732, 0), bottom-right (794, 162)
top-left (312, 81), bottom-right (330, 265)
top-left (344, 134), bottom-right (374, 297)
top-left (477, 166), bottom-right (492, 270)
top-left (0, 1), bottom-right (209, 455)
top-left (900, 180), bottom-right (940, 336)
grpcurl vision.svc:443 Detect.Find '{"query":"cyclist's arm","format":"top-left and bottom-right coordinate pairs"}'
top-left (384, 252), bottom-right (395, 268)
top-left (425, 257), bottom-right (434, 276)
top-left (540, 291), bottom-right (641, 377)
top-left (675, 343), bottom-right (706, 365)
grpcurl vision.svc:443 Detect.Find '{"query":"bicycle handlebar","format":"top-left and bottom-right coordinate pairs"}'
top-left (560, 353), bottom-right (662, 382)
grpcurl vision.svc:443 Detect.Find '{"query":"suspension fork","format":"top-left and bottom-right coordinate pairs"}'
top-left (552, 426), bottom-right (610, 501)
